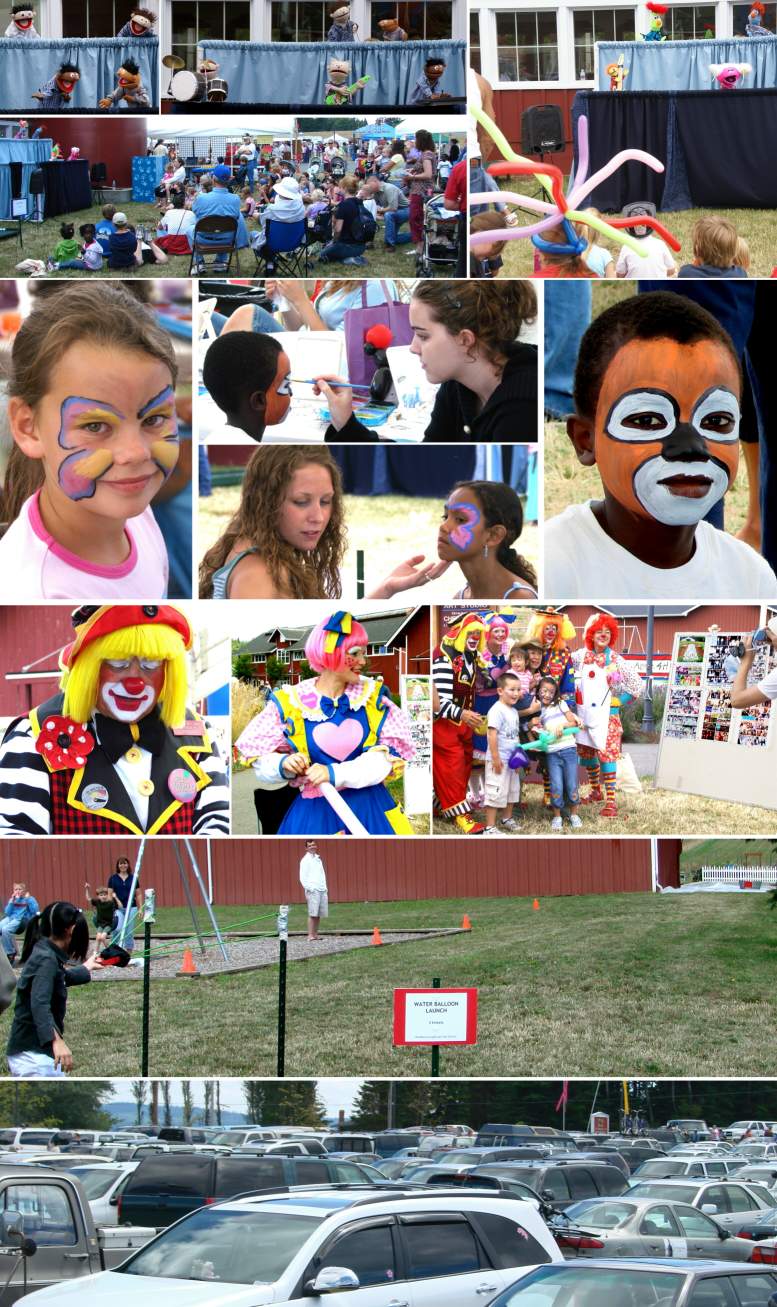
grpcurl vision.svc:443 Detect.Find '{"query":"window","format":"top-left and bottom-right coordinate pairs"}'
top-left (401, 1216), bottom-right (482, 1278)
top-left (171, 1), bottom-right (251, 70)
top-left (369, 3), bottom-right (453, 40)
top-left (566, 1168), bottom-right (598, 1201)
top-left (539, 1169), bottom-right (572, 1201)
top-left (495, 10), bottom-right (558, 83)
top-left (470, 10), bottom-right (481, 71)
top-left (3, 1184), bottom-right (77, 1246)
top-left (661, 4), bottom-right (717, 38)
top-left (675, 1207), bottom-right (724, 1238)
top-left (271, 1), bottom-right (330, 40)
top-left (468, 1211), bottom-right (553, 1269)
top-left (321, 1222), bottom-right (397, 1287)
top-left (63, 0), bottom-right (121, 36)
top-left (275, 649), bottom-right (293, 663)
top-left (686, 1278), bottom-right (739, 1307)
top-left (639, 1205), bottom-right (681, 1237)
top-left (572, 8), bottom-right (636, 80)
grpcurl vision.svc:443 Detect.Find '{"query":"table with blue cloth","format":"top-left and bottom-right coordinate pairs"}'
top-left (572, 89), bottom-right (777, 211)
top-left (41, 159), bottom-right (91, 216)
top-left (0, 37), bottom-right (158, 111)
top-left (597, 38), bottom-right (777, 91)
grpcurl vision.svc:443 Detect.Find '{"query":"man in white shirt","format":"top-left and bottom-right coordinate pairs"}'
top-left (299, 840), bottom-right (328, 941)
top-left (730, 622), bottom-right (777, 708)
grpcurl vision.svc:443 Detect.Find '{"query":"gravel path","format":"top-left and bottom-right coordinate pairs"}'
top-left (90, 930), bottom-right (452, 981)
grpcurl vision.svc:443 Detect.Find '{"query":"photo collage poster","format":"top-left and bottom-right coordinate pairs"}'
top-left (664, 631), bottom-right (777, 749)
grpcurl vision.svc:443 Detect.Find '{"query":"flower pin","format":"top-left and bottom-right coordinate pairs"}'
top-left (35, 715), bottom-right (94, 771)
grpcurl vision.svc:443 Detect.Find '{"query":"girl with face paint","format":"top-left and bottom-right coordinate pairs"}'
top-left (0, 282), bottom-right (180, 601)
top-left (435, 481), bottom-right (538, 600)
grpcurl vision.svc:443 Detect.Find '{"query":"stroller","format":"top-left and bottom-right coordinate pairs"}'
top-left (417, 191), bottom-right (459, 275)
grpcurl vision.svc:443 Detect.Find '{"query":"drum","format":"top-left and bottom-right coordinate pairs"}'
top-left (207, 78), bottom-right (229, 102)
top-left (170, 70), bottom-right (207, 102)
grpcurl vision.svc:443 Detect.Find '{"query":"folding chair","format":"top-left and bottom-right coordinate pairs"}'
top-left (189, 214), bottom-right (240, 276)
top-left (253, 218), bottom-right (308, 276)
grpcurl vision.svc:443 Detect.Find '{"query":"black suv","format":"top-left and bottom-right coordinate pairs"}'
top-left (461, 1159), bottom-right (627, 1208)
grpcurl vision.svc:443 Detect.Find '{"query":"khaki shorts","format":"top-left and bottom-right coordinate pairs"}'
top-left (484, 760), bottom-right (521, 808)
top-left (305, 889), bottom-right (329, 918)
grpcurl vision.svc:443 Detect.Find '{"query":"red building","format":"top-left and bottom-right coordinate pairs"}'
top-left (237, 607), bottom-right (430, 696)
top-left (0, 837), bottom-right (681, 907)
top-left (0, 606), bottom-right (75, 719)
top-left (492, 88), bottom-right (578, 176)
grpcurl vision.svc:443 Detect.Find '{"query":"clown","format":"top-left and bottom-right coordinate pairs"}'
top-left (32, 63), bottom-right (80, 110)
top-left (324, 58), bottom-right (369, 106)
top-left (432, 613), bottom-right (489, 834)
top-left (236, 612), bottom-right (415, 835)
top-left (641, 2), bottom-right (667, 40)
top-left (327, 6), bottom-right (358, 41)
top-left (116, 6), bottom-right (156, 37)
top-left (573, 613), bottom-right (643, 818)
top-left (523, 609), bottom-right (576, 706)
top-left (0, 606), bottom-right (229, 836)
top-left (5, 5), bottom-right (39, 36)
top-left (99, 58), bottom-right (151, 110)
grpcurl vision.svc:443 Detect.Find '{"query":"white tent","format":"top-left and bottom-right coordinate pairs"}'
top-left (146, 115), bottom-right (297, 139)
top-left (393, 115), bottom-right (465, 139)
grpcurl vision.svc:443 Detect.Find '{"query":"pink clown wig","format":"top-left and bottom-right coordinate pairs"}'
top-left (583, 612), bottom-right (620, 651)
top-left (305, 611), bottom-right (370, 673)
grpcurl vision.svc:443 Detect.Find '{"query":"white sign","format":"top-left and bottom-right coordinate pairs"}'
top-left (403, 992), bottom-right (470, 1043)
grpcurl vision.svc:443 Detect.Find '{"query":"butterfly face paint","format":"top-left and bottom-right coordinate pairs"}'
top-left (264, 349), bottom-right (292, 427)
top-left (437, 497), bottom-right (483, 559)
top-left (55, 386), bottom-right (179, 502)
top-left (594, 338), bottom-right (741, 526)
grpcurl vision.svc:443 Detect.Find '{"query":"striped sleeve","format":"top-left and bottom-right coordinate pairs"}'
top-left (0, 719), bottom-right (52, 835)
top-left (432, 654), bottom-right (463, 723)
top-left (192, 724), bottom-right (230, 835)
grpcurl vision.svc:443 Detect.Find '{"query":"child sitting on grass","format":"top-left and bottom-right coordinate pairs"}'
top-left (545, 290), bottom-right (777, 598)
top-left (56, 223), bottom-right (103, 272)
top-left (470, 211), bottom-right (508, 279)
top-left (95, 203), bottom-right (117, 254)
top-left (576, 207), bottom-right (616, 279)
top-left (52, 222), bottom-right (79, 265)
top-left (678, 215), bottom-right (749, 279)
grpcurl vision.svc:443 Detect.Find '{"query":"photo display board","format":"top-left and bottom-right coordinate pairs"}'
top-left (401, 675), bottom-right (432, 816)
top-left (654, 631), bottom-right (777, 810)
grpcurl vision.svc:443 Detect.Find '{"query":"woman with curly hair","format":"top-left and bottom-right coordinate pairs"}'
top-left (314, 280), bottom-right (538, 442)
top-left (200, 446), bottom-right (443, 600)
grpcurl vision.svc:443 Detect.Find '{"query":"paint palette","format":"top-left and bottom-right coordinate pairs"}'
top-left (317, 403), bottom-right (393, 428)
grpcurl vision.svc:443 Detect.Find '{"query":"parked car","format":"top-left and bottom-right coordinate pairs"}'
top-left (571, 1150), bottom-right (630, 1179)
top-left (155, 1128), bottom-right (211, 1145)
top-left (0, 1130), bottom-right (58, 1153)
top-left (440, 1159), bottom-right (627, 1208)
top-left (627, 1178), bottom-right (777, 1230)
top-left (22, 1187), bottom-right (564, 1305)
top-left (486, 1258), bottom-right (777, 1305)
top-left (630, 1157), bottom-right (746, 1182)
top-left (369, 1157), bottom-right (424, 1180)
top-left (209, 1128), bottom-right (280, 1146)
top-left (733, 1166), bottom-right (777, 1194)
top-left (724, 1121), bottom-right (770, 1142)
top-left (371, 1131), bottom-right (423, 1157)
top-left (555, 1195), bottom-right (761, 1262)
top-left (68, 1163), bottom-right (139, 1226)
top-left (732, 1144), bottom-right (777, 1162)
top-left (475, 1124), bottom-right (575, 1148)
top-left (118, 1150), bottom-right (390, 1226)
top-left (431, 1146), bottom-right (553, 1166)
top-left (666, 1119), bottom-right (712, 1140)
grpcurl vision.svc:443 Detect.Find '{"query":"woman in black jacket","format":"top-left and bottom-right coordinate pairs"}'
top-left (317, 280), bottom-right (538, 443)
top-left (6, 902), bottom-right (100, 1078)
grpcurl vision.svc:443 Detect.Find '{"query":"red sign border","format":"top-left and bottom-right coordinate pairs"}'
top-left (393, 987), bottom-right (478, 1046)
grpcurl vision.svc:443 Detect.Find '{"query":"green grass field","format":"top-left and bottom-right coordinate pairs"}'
top-left (67, 893), bottom-right (777, 1079)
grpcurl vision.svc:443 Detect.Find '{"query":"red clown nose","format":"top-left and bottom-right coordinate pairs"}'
top-left (121, 678), bottom-right (147, 695)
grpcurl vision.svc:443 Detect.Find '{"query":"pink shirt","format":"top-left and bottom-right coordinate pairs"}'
top-left (0, 491), bottom-right (169, 600)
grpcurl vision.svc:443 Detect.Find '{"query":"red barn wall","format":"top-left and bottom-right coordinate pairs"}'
top-left (0, 837), bottom-right (661, 907)
top-left (565, 606), bottom-right (765, 654)
top-left (0, 607), bottom-right (74, 717)
top-left (33, 119), bottom-right (148, 189)
top-left (492, 89), bottom-right (578, 175)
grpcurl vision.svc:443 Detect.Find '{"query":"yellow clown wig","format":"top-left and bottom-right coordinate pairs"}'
top-left (523, 608), bottom-right (576, 651)
top-left (61, 623), bottom-right (189, 727)
top-left (441, 613), bottom-right (488, 655)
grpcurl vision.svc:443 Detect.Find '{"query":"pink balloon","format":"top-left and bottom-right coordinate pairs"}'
top-left (573, 114), bottom-right (590, 191)
top-left (568, 148), bottom-right (664, 210)
top-left (469, 211), bottom-right (569, 246)
top-left (469, 190), bottom-right (556, 214)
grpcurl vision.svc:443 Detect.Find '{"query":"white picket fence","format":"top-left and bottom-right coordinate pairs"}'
top-left (701, 865), bottom-right (777, 885)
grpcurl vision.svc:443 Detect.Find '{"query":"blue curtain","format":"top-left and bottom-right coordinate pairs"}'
top-left (597, 38), bottom-right (777, 91)
top-left (0, 137), bottom-right (49, 217)
top-left (0, 37), bottom-right (158, 110)
top-left (198, 39), bottom-right (465, 105)
top-left (132, 154), bottom-right (165, 202)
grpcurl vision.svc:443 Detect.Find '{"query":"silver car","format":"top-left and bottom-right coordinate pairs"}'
top-left (627, 1178), bottom-right (776, 1232)
top-left (557, 1196), bottom-right (759, 1261)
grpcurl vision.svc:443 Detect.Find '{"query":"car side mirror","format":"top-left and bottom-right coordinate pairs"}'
top-left (1, 1211), bottom-right (23, 1245)
top-left (701, 1204), bottom-right (718, 1214)
top-left (305, 1267), bottom-right (361, 1294)
top-left (718, 1228), bottom-right (730, 1240)
top-left (109, 1195), bottom-right (118, 1206)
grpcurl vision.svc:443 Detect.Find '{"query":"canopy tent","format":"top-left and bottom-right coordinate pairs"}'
top-left (393, 115), bottom-right (465, 140)
top-left (353, 123), bottom-right (395, 140)
top-left (147, 115), bottom-right (297, 139)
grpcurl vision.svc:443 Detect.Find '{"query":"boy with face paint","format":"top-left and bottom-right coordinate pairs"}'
top-left (545, 291), bottom-right (777, 599)
top-left (5, 5), bottom-right (39, 36)
top-left (0, 605), bottom-right (230, 837)
top-left (202, 332), bottom-right (291, 442)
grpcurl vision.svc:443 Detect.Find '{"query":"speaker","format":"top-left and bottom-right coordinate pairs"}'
top-left (29, 169), bottom-right (45, 195)
top-left (521, 105), bottom-right (565, 155)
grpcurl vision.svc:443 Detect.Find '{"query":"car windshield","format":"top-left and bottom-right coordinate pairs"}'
top-left (70, 1167), bottom-right (124, 1199)
top-left (120, 1207), bottom-right (324, 1284)
top-left (497, 1264), bottom-right (683, 1305)
top-left (210, 1132), bottom-right (245, 1145)
top-left (564, 1200), bottom-right (635, 1229)
top-left (635, 1161), bottom-right (687, 1177)
top-left (629, 1183), bottom-right (697, 1203)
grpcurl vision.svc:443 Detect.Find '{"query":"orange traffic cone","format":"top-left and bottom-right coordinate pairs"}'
top-left (532, 898), bottom-right (540, 911)
top-left (177, 946), bottom-right (200, 976)
top-left (461, 913), bottom-right (472, 930)
top-left (371, 926), bottom-right (383, 946)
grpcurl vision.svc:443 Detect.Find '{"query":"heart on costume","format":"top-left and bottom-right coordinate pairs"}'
top-left (312, 719), bottom-right (363, 762)
top-left (298, 688), bottom-right (319, 709)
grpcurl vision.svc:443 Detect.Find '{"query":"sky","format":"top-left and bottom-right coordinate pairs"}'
top-left (205, 599), bottom-right (411, 644)
top-left (106, 1078), bottom-right (364, 1118)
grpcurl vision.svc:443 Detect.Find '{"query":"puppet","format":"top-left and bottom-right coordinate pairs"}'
top-left (324, 58), bottom-right (369, 105)
top-left (432, 612), bottom-right (489, 833)
top-left (606, 53), bottom-right (629, 91)
top-left (236, 612), bottom-right (414, 835)
top-left (641, 3), bottom-right (668, 40)
top-left (327, 6), bottom-right (358, 41)
top-left (67, 146), bottom-right (80, 160)
top-left (410, 57), bottom-right (449, 104)
top-left (99, 58), bottom-right (151, 109)
top-left (32, 63), bottom-right (80, 110)
top-left (5, 4), bottom-right (38, 36)
top-left (573, 613), bottom-right (643, 817)
top-left (49, 142), bottom-right (62, 159)
top-left (710, 62), bottom-right (752, 88)
top-left (378, 18), bottom-right (407, 41)
top-left (116, 6), bottom-right (156, 37)
top-left (0, 605), bottom-right (229, 836)
top-left (746, 2), bottom-right (771, 36)
top-left (13, 119), bottom-right (28, 138)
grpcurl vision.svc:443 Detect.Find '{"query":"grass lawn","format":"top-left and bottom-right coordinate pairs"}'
top-left (198, 486), bottom-right (539, 603)
top-left (1, 207), bottom-right (448, 280)
top-left (67, 893), bottom-right (777, 1078)
top-left (491, 178), bottom-right (777, 279)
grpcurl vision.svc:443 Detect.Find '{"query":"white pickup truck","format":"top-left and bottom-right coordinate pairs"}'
top-left (0, 1166), bottom-right (154, 1303)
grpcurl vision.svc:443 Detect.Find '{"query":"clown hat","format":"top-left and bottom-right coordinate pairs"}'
top-left (523, 608), bottom-right (576, 645)
top-left (444, 612), bottom-right (488, 654)
top-left (62, 605), bottom-right (192, 668)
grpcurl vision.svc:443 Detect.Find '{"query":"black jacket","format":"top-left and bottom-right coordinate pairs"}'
top-left (326, 343), bottom-right (538, 444)
top-left (6, 939), bottom-right (90, 1057)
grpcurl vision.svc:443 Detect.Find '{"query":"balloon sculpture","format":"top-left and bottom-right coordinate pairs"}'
top-left (468, 104), bottom-right (681, 260)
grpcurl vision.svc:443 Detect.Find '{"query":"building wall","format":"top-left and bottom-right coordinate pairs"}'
top-left (0, 607), bottom-right (74, 718)
top-left (31, 119), bottom-right (148, 189)
top-left (492, 88), bottom-right (578, 173)
top-left (565, 607), bottom-right (767, 655)
top-left (2, 836), bottom-right (664, 905)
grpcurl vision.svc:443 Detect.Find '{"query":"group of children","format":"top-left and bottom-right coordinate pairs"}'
top-left (47, 205), bottom-right (168, 272)
top-left (539, 212), bottom-right (751, 281)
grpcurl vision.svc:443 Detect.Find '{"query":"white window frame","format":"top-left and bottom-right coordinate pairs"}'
top-left (164, 0), bottom-right (259, 51)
